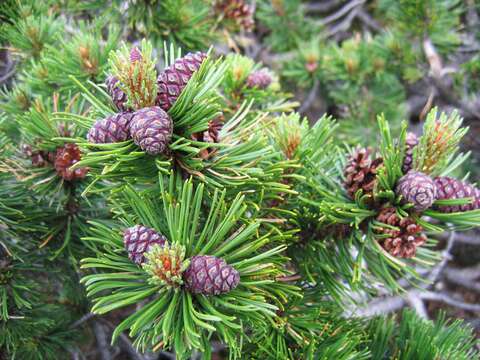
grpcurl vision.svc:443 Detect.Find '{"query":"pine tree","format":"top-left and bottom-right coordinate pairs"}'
top-left (1, 1), bottom-right (480, 359)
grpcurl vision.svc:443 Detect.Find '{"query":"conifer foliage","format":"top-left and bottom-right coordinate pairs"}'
top-left (1, 1), bottom-right (480, 359)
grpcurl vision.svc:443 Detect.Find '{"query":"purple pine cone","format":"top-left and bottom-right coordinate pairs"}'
top-left (183, 255), bottom-right (240, 296)
top-left (123, 225), bottom-right (167, 265)
top-left (87, 113), bottom-right (133, 144)
top-left (402, 132), bottom-right (419, 174)
top-left (106, 75), bottom-right (128, 112)
top-left (129, 106), bottom-right (173, 155)
top-left (246, 70), bottom-right (272, 89)
top-left (396, 171), bottom-right (437, 212)
top-left (156, 52), bottom-right (207, 111)
top-left (434, 176), bottom-right (480, 213)
top-left (130, 47), bottom-right (142, 62)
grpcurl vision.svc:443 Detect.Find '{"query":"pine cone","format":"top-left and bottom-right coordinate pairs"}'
top-left (402, 132), bottom-right (418, 174)
top-left (156, 52), bottom-right (207, 111)
top-left (434, 176), bottom-right (480, 213)
top-left (396, 171), bottom-right (437, 212)
top-left (183, 255), bottom-right (240, 295)
top-left (54, 143), bottom-right (89, 181)
top-left (22, 144), bottom-right (54, 167)
top-left (0, 264), bottom-right (12, 285)
top-left (344, 147), bottom-right (383, 199)
top-left (246, 70), bottom-right (272, 89)
top-left (129, 106), bottom-right (173, 155)
top-left (215, 0), bottom-right (254, 31)
top-left (375, 207), bottom-right (427, 258)
top-left (129, 47), bottom-right (142, 63)
top-left (87, 113), bottom-right (133, 144)
top-left (106, 75), bottom-right (128, 112)
top-left (123, 225), bottom-right (167, 265)
top-left (0, 246), bottom-right (12, 285)
top-left (191, 116), bottom-right (224, 159)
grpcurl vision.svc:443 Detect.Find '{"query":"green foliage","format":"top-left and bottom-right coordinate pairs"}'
top-left (377, 0), bottom-right (463, 52)
top-left (280, 110), bottom-right (477, 301)
top-left (0, 305), bottom-right (80, 360)
top-left (113, 0), bottom-right (215, 51)
top-left (81, 175), bottom-right (298, 358)
top-left (413, 108), bottom-right (467, 176)
top-left (257, 0), bottom-right (319, 52)
top-left (222, 54), bottom-right (297, 114)
top-left (1, 10), bottom-right (63, 59)
top-left (364, 310), bottom-right (479, 360)
top-left (1, 2), bottom-right (480, 358)
top-left (248, 289), bottom-right (369, 360)
top-left (109, 39), bottom-right (158, 109)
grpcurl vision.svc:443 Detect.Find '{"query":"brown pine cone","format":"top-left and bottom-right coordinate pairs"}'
top-left (344, 147), bottom-right (383, 199)
top-left (375, 207), bottom-right (426, 258)
top-left (191, 116), bottom-right (224, 159)
top-left (215, 0), bottom-right (254, 31)
top-left (54, 143), bottom-right (89, 181)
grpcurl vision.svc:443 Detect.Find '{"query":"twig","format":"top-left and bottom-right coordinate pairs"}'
top-left (465, 0), bottom-right (480, 30)
top-left (70, 312), bottom-right (96, 328)
top-left (298, 79), bottom-right (319, 114)
top-left (355, 231), bottom-right (456, 318)
top-left (0, 62), bottom-right (16, 85)
top-left (427, 230), bottom-right (455, 284)
top-left (93, 321), bottom-right (113, 360)
top-left (325, 5), bottom-right (362, 37)
top-left (157, 351), bottom-right (176, 360)
top-left (441, 231), bottom-right (480, 245)
top-left (317, 0), bottom-right (365, 26)
top-left (356, 9), bottom-right (382, 32)
top-left (419, 291), bottom-right (480, 312)
top-left (423, 37), bottom-right (480, 119)
top-left (353, 295), bottom-right (406, 317)
top-left (119, 333), bottom-right (146, 360)
top-left (406, 292), bottom-right (428, 319)
top-left (305, 0), bottom-right (344, 13)
top-left (444, 265), bottom-right (480, 293)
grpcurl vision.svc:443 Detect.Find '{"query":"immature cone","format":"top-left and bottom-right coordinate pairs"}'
top-left (396, 171), bottom-right (437, 212)
top-left (123, 225), bottom-right (167, 265)
top-left (344, 147), bottom-right (383, 199)
top-left (156, 52), bottom-right (207, 111)
top-left (246, 70), bottom-right (272, 89)
top-left (434, 176), bottom-right (480, 213)
top-left (143, 243), bottom-right (189, 289)
top-left (129, 106), bottom-right (173, 155)
top-left (105, 75), bottom-right (128, 112)
top-left (402, 132), bottom-right (418, 174)
top-left (87, 113), bottom-right (133, 144)
top-left (54, 143), bottom-right (89, 181)
top-left (375, 207), bottom-right (427, 258)
top-left (183, 255), bottom-right (240, 295)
